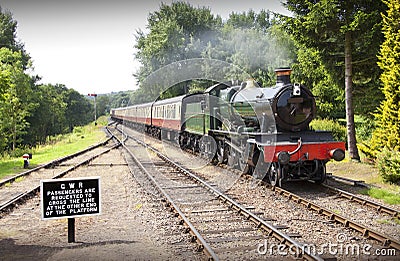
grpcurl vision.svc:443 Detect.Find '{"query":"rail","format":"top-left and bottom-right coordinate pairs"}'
top-left (116, 125), bottom-right (324, 261)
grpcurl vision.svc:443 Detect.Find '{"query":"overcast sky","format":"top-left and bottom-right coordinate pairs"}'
top-left (1, 0), bottom-right (291, 95)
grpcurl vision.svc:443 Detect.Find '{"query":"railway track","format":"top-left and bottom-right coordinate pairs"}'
top-left (114, 123), bottom-right (399, 259)
top-left (320, 183), bottom-right (400, 218)
top-left (111, 124), bottom-right (326, 260)
top-left (0, 128), bottom-right (121, 214)
top-left (266, 180), bottom-right (400, 247)
top-left (326, 174), bottom-right (369, 187)
top-left (0, 139), bottom-right (111, 188)
top-left (268, 184), bottom-right (400, 250)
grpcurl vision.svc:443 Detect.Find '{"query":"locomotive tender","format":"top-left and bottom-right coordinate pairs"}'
top-left (111, 68), bottom-right (345, 186)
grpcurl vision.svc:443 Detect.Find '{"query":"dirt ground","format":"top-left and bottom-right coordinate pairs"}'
top-left (0, 148), bottom-right (200, 261)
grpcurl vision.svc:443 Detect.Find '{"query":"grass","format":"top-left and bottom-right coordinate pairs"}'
top-left (376, 219), bottom-right (390, 225)
top-left (359, 187), bottom-right (400, 205)
top-left (14, 176), bottom-right (25, 183)
top-left (327, 151), bottom-right (400, 205)
top-left (0, 116), bottom-right (109, 180)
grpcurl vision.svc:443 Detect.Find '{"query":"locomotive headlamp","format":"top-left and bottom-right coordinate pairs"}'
top-left (329, 149), bottom-right (345, 161)
top-left (277, 151), bottom-right (290, 165)
top-left (293, 83), bottom-right (301, 96)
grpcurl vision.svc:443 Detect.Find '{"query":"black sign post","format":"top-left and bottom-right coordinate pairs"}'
top-left (40, 177), bottom-right (101, 243)
top-left (68, 218), bottom-right (75, 243)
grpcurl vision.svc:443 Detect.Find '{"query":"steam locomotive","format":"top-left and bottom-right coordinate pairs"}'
top-left (111, 68), bottom-right (345, 186)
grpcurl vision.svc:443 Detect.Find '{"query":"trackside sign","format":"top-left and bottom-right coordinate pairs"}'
top-left (41, 177), bottom-right (101, 220)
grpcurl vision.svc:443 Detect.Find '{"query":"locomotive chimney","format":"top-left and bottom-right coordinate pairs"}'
top-left (275, 68), bottom-right (292, 85)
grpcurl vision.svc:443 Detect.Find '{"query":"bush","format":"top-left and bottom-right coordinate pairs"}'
top-left (73, 126), bottom-right (84, 134)
top-left (8, 146), bottom-right (32, 158)
top-left (309, 119), bottom-right (347, 143)
top-left (376, 148), bottom-right (400, 184)
top-left (355, 115), bottom-right (375, 142)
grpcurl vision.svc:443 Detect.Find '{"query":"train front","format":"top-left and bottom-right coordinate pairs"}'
top-left (231, 68), bottom-right (346, 186)
top-left (266, 69), bottom-right (345, 186)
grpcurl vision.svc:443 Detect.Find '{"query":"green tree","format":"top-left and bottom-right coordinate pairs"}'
top-left (64, 89), bottom-right (92, 132)
top-left (0, 48), bottom-right (35, 151)
top-left (134, 1), bottom-right (222, 99)
top-left (370, 0), bottom-right (400, 152)
top-left (291, 46), bottom-right (345, 119)
top-left (283, 0), bottom-right (385, 160)
top-left (204, 11), bottom-right (291, 87)
top-left (24, 84), bottom-right (67, 145)
top-left (24, 84), bottom-right (95, 146)
top-left (227, 9), bottom-right (272, 31)
top-left (0, 7), bottom-right (30, 66)
top-left (96, 94), bottom-right (110, 117)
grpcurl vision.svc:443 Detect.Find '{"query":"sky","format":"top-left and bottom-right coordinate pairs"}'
top-left (1, 0), bottom-right (291, 95)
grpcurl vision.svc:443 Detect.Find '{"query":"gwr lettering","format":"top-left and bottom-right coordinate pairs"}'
top-left (60, 182), bottom-right (83, 189)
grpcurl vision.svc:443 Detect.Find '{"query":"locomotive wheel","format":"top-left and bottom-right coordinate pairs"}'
top-left (216, 142), bottom-right (227, 164)
top-left (269, 163), bottom-right (282, 187)
top-left (313, 161), bottom-right (327, 184)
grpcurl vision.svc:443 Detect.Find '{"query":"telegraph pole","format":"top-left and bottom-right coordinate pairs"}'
top-left (88, 93), bottom-right (97, 125)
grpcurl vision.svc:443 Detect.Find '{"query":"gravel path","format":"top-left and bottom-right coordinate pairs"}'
top-left (0, 147), bottom-right (201, 260)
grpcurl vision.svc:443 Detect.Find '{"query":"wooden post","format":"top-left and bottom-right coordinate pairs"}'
top-left (68, 218), bottom-right (75, 243)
